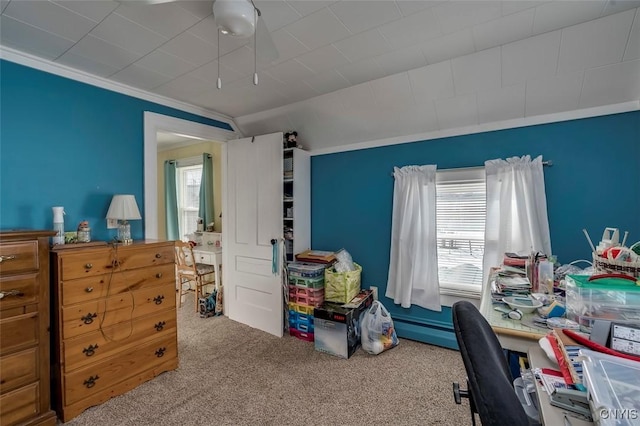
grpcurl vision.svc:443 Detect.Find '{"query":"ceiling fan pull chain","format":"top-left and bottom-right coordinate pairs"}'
top-left (217, 27), bottom-right (222, 90)
top-left (253, 3), bottom-right (258, 86)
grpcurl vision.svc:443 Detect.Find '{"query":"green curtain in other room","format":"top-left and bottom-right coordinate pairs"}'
top-left (199, 153), bottom-right (215, 227)
top-left (164, 160), bottom-right (179, 241)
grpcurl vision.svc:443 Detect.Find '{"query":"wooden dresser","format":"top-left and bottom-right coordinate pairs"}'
top-left (0, 230), bottom-right (57, 426)
top-left (50, 240), bottom-right (178, 422)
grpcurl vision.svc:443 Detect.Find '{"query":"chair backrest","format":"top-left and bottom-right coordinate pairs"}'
top-left (452, 301), bottom-right (530, 426)
top-left (175, 241), bottom-right (197, 276)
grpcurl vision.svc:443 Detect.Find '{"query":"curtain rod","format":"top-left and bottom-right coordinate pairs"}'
top-left (391, 160), bottom-right (552, 175)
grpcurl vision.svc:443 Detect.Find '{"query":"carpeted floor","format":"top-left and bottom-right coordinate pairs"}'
top-left (63, 297), bottom-right (470, 425)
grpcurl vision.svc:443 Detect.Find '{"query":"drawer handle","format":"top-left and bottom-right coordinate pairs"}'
top-left (85, 263), bottom-right (93, 269)
top-left (153, 295), bottom-right (165, 305)
top-left (155, 272), bottom-right (163, 279)
top-left (85, 287), bottom-right (94, 293)
top-left (81, 312), bottom-right (98, 325)
top-left (0, 255), bottom-right (17, 263)
top-left (154, 321), bottom-right (166, 331)
top-left (0, 289), bottom-right (24, 299)
top-left (155, 347), bottom-right (166, 358)
top-left (83, 344), bottom-right (99, 357)
top-left (83, 375), bottom-right (99, 388)
top-left (155, 253), bottom-right (162, 259)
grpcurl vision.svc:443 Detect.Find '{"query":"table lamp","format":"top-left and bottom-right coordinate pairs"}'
top-left (106, 194), bottom-right (141, 244)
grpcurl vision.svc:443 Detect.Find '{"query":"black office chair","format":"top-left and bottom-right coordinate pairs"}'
top-left (452, 301), bottom-right (530, 426)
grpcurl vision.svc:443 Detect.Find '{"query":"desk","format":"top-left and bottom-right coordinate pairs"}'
top-left (192, 246), bottom-right (222, 291)
top-left (528, 346), bottom-right (594, 426)
top-left (482, 301), bottom-right (548, 353)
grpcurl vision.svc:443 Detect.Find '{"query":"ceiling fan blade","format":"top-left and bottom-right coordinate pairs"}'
top-left (255, 16), bottom-right (279, 64)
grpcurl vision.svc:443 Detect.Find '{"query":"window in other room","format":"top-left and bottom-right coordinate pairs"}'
top-left (176, 163), bottom-right (202, 239)
top-left (436, 167), bottom-right (486, 297)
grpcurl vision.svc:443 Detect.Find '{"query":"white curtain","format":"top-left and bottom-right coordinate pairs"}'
top-left (480, 155), bottom-right (552, 310)
top-left (386, 165), bottom-right (441, 311)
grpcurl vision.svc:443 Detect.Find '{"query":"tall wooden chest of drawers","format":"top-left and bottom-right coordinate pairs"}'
top-left (50, 240), bottom-right (178, 422)
top-left (0, 230), bottom-right (57, 426)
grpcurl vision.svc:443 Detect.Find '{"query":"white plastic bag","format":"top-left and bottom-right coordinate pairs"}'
top-left (360, 300), bottom-right (399, 355)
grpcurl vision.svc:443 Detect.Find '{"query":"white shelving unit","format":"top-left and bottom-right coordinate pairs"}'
top-left (283, 147), bottom-right (310, 262)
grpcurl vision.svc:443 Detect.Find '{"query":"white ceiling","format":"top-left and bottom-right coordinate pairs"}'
top-left (1, 0), bottom-right (639, 152)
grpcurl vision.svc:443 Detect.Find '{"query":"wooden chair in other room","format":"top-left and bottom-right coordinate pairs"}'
top-left (174, 241), bottom-right (216, 312)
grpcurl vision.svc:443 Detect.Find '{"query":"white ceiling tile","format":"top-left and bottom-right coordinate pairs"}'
top-left (90, 13), bottom-right (167, 55)
top-left (278, 80), bottom-right (321, 104)
top-left (283, 7), bottom-right (350, 51)
top-left (54, 0), bottom-right (119, 23)
top-left (501, 30), bottom-right (560, 87)
top-left (413, 101), bottom-right (440, 133)
top-left (602, 0), bottom-right (640, 15)
top-left (303, 69), bottom-right (350, 93)
top-left (452, 47), bottom-right (501, 95)
top-left (189, 60), bottom-right (241, 86)
top-left (477, 83), bottom-right (526, 123)
top-left (335, 57), bottom-right (386, 85)
top-left (160, 32), bottom-right (217, 67)
top-left (408, 61), bottom-right (454, 102)
top-left (220, 46), bottom-right (258, 79)
top-left (0, 15), bottom-right (74, 61)
top-left (3, 0), bottom-right (97, 42)
top-left (396, 1), bottom-right (443, 17)
top-left (624, 9), bottom-right (640, 61)
top-left (114, 2), bottom-right (201, 39)
top-left (374, 44), bottom-right (427, 77)
top-left (370, 73), bottom-right (413, 108)
top-left (154, 73), bottom-right (212, 102)
top-left (332, 29), bottom-right (392, 62)
top-left (57, 51), bottom-right (120, 77)
top-left (532, 1), bottom-right (606, 35)
top-left (64, 34), bottom-right (141, 71)
top-left (472, 8), bottom-right (535, 51)
top-left (267, 59), bottom-right (316, 83)
top-left (580, 59), bottom-right (640, 108)
top-left (435, 93), bottom-right (478, 130)
top-left (525, 71), bottom-right (584, 116)
top-left (501, 1), bottom-right (546, 17)
top-left (435, 1), bottom-right (502, 35)
top-left (1, 0), bottom-right (9, 14)
top-left (254, 1), bottom-right (302, 32)
top-left (174, 1), bottom-right (214, 20)
top-left (286, 1), bottom-right (335, 17)
top-left (134, 50), bottom-right (198, 79)
top-left (558, 9), bottom-right (635, 74)
top-left (329, 1), bottom-right (400, 34)
top-left (269, 28), bottom-right (310, 63)
top-left (378, 6), bottom-right (442, 50)
top-left (339, 81), bottom-right (375, 110)
top-left (110, 64), bottom-right (173, 90)
top-left (420, 29), bottom-right (475, 65)
top-left (295, 44), bottom-right (350, 74)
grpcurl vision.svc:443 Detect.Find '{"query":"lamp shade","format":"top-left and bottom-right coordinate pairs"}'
top-left (213, 0), bottom-right (256, 38)
top-left (106, 195), bottom-right (142, 221)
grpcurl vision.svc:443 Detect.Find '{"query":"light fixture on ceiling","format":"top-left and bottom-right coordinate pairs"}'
top-left (213, 0), bottom-right (260, 89)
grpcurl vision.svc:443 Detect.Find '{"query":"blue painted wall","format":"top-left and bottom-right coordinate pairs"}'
top-left (0, 60), bottom-right (231, 241)
top-left (311, 111), bottom-right (640, 348)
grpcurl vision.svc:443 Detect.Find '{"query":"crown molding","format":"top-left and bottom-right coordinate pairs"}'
top-left (0, 45), bottom-right (240, 133)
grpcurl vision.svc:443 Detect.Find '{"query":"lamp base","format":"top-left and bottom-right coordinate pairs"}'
top-left (117, 221), bottom-right (133, 245)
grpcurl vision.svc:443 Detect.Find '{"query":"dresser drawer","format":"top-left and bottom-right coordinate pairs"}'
top-left (59, 244), bottom-right (175, 280)
top-left (61, 282), bottom-right (176, 340)
top-left (0, 312), bottom-right (38, 356)
top-left (0, 347), bottom-right (38, 393)
top-left (0, 382), bottom-right (39, 426)
top-left (63, 334), bottom-right (177, 406)
top-left (61, 263), bottom-right (175, 305)
top-left (0, 273), bottom-right (38, 310)
top-left (0, 241), bottom-right (38, 275)
top-left (63, 309), bottom-right (177, 372)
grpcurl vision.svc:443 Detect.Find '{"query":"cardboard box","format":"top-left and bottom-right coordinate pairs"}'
top-left (313, 290), bottom-right (373, 359)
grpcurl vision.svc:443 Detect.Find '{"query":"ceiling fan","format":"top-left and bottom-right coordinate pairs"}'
top-left (119, 0), bottom-right (279, 87)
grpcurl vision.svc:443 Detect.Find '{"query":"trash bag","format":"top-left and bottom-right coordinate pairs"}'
top-left (360, 301), bottom-right (399, 355)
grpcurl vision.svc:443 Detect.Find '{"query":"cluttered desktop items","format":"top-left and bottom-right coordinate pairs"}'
top-left (486, 227), bottom-right (640, 425)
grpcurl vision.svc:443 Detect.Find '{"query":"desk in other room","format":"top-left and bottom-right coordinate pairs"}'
top-left (481, 300), bottom-right (548, 353)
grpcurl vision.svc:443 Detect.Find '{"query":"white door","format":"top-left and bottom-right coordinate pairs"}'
top-left (226, 132), bottom-right (283, 337)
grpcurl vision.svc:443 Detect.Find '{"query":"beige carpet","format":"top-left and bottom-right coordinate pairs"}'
top-left (63, 297), bottom-right (470, 425)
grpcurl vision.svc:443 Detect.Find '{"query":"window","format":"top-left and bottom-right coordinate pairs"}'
top-left (436, 168), bottom-right (486, 296)
top-left (176, 164), bottom-right (202, 239)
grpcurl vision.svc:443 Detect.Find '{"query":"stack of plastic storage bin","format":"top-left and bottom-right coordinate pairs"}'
top-left (288, 262), bottom-right (327, 342)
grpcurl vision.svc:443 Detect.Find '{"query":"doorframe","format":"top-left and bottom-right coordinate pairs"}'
top-left (143, 111), bottom-right (238, 240)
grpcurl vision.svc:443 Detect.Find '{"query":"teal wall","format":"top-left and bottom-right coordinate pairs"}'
top-left (311, 111), bottom-right (640, 348)
top-left (0, 60), bottom-right (232, 241)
